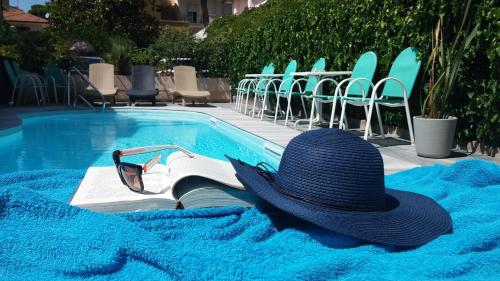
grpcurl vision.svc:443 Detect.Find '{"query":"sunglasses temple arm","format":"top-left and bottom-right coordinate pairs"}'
top-left (143, 154), bottom-right (161, 172)
top-left (119, 145), bottom-right (195, 158)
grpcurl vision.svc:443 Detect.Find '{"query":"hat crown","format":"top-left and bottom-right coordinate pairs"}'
top-left (276, 129), bottom-right (386, 210)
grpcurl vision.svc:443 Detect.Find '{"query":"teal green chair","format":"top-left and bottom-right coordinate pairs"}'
top-left (238, 63), bottom-right (275, 115)
top-left (341, 47), bottom-right (421, 143)
top-left (44, 63), bottom-right (71, 104)
top-left (4, 60), bottom-right (46, 106)
top-left (283, 58), bottom-right (326, 126)
top-left (235, 64), bottom-right (269, 112)
top-left (308, 51), bottom-right (378, 130)
top-left (251, 59), bottom-right (298, 120)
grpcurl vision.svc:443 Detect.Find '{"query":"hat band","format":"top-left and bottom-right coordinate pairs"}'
top-left (254, 162), bottom-right (385, 212)
top-left (272, 181), bottom-right (385, 212)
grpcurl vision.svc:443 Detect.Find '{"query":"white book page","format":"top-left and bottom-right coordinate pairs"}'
top-left (70, 164), bottom-right (174, 206)
top-left (166, 152), bottom-right (244, 191)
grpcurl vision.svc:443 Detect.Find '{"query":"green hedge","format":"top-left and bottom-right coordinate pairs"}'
top-left (198, 0), bottom-right (499, 148)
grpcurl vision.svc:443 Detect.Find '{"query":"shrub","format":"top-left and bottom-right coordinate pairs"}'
top-left (103, 35), bottom-right (136, 74)
top-left (130, 48), bottom-right (159, 66)
top-left (152, 28), bottom-right (196, 63)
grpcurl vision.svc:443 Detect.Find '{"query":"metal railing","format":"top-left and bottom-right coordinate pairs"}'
top-left (67, 67), bottom-right (106, 111)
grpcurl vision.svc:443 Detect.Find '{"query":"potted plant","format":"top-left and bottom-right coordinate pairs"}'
top-left (414, 1), bottom-right (479, 158)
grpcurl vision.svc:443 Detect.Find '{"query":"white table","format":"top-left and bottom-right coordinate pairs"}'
top-left (244, 73), bottom-right (284, 78)
top-left (290, 71), bottom-right (352, 125)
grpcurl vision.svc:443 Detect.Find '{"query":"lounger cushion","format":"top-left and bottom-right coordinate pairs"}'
top-left (86, 87), bottom-right (118, 96)
top-left (127, 89), bottom-right (158, 97)
top-left (171, 90), bottom-right (210, 98)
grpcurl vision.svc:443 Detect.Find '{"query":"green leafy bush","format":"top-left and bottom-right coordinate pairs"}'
top-left (198, 0), bottom-right (499, 148)
top-left (130, 48), bottom-right (159, 66)
top-left (0, 23), bottom-right (56, 72)
top-left (152, 28), bottom-right (196, 63)
top-left (103, 35), bottom-right (136, 74)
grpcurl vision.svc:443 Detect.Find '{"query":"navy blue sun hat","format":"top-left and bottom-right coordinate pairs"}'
top-left (227, 129), bottom-right (452, 247)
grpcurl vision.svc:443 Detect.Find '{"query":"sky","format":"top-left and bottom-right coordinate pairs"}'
top-left (16, 0), bottom-right (48, 12)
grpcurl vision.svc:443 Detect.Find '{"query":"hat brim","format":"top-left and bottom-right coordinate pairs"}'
top-left (227, 157), bottom-right (452, 247)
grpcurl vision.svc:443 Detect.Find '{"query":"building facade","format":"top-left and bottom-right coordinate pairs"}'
top-left (152, 0), bottom-right (268, 32)
top-left (1, 0), bottom-right (49, 31)
top-left (232, 0), bottom-right (267, 14)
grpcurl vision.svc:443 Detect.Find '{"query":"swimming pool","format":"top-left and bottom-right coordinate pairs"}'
top-left (0, 109), bottom-right (283, 174)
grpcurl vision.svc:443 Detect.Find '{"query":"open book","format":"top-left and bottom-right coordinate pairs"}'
top-left (70, 152), bottom-right (260, 212)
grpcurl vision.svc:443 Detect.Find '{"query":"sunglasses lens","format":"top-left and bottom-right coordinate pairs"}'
top-left (119, 165), bottom-right (142, 192)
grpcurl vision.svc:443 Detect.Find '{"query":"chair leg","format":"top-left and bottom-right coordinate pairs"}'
top-left (363, 101), bottom-right (375, 141)
top-left (329, 99), bottom-right (339, 128)
top-left (375, 103), bottom-right (385, 138)
top-left (260, 94), bottom-right (266, 121)
top-left (29, 78), bottom-right (40, 106)
top-left (274, 95), bottom-right (281, 123)
top-left (244, 93), bottom-right (250, 114)
top-left (10, 78), bottom-right (21, 106)
top-left (308, 98), bottom-right (316, 130)
top-left (238, 93), bottom-right (244, 112)
top-left (300, 96), bottom-right (307, 119)
top-left (339, 100), bottom-right (348, 129)
top-left (404, 100), bottom-right (415, 145)
top-left (53, 84), bottom-right (58, 104)
top-left (251, 94), bottom-right (258, 118)
top-left (363, 105), bottom-right (373, 137)
top-left (284, 96), bottom-right (293, 126)
top-left (234, 92), bottom-right (239, 110)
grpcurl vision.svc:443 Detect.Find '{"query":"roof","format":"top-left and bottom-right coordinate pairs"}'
top-left (3, 6), bottom-right (48, 24)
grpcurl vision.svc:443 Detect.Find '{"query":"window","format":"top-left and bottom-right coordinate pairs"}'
top-left (223, 4), bottom-right (232, 16)
top-left (187, 11), bottom-right (197, 23)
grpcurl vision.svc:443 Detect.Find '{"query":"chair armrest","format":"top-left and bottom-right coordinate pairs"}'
top-left (370, 77), bottom-right (408, 102)
top-left (343, 78), bottom-right (376, 99)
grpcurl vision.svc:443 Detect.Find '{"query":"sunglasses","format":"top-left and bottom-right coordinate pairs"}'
top-left (112, 145), bottom-right (194, 193)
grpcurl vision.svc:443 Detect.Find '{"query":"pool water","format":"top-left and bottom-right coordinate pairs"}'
top-left (0, 110), bottom-right (282, 174)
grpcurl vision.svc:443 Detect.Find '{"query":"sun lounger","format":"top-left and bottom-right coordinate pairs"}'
top-left (126, 65), bottom-right (159, 106)
top-left (169, 66), bottom-right (210, 106)
top-left (85, 63), bottom-right (118, 104)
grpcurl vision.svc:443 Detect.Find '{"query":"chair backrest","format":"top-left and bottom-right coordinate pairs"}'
top-left (256, 63), bottom-right (275, 92)
top-left (304, 58), bottom-right (326, 92)
top-left (131, 65), bottom-right (155, 91)
top-left (89, 63), bottom-right (115, 90)
top-left (173, 65), bottom-right (198, 91)
top-left (3, 60), bottom-right (17, 84)
top-left (381, 47), bottom-right (421, 98)
top-left (280, 60), bottom-right (298, 92)
top-left (43, 64), bottom-right (66, 86)
top-left (11, 61), bottom-right (23, 76)
top-left (346, 51), bottom-right (378, 97)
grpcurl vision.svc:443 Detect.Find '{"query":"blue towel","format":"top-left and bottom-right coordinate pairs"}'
top-left (0, 160), bottom-right (499, 280)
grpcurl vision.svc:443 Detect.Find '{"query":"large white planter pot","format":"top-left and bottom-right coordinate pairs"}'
top-left (413, 116), bottom-right (458, 158)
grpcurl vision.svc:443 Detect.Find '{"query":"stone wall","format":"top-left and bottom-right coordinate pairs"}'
top-left (114, 75), bottom-right (231, 103)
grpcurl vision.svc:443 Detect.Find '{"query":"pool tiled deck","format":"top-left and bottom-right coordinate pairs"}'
top-left (1, 103), bottom-right (498, 174)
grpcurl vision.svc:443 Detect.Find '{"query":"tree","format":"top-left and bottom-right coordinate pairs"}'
top-left (50, 0), bottom-right (160, 47)
top-left (29, 3), bottom-right (51, 18)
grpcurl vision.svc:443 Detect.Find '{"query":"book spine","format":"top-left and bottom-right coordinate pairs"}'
top-left (175, 201), bottom-right (184, 210)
